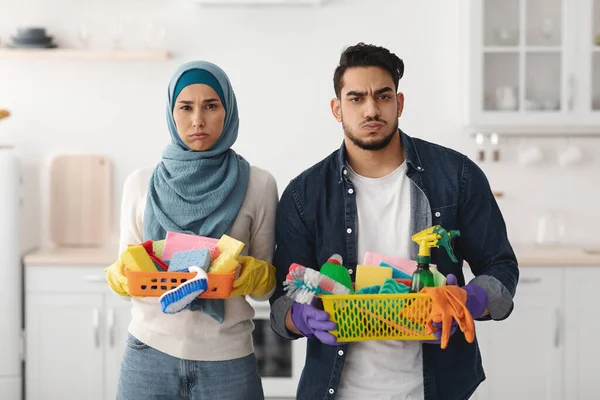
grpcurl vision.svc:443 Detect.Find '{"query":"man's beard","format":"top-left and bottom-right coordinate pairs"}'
top-left (343, 117), bottom-right (399, 151)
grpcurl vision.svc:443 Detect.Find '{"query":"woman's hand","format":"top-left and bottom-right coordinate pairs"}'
top-left (229, 256), bottom-right (276, 297)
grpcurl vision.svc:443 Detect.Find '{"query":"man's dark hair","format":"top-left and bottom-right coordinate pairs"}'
top-left (333, 42), bottom-right (405, 98)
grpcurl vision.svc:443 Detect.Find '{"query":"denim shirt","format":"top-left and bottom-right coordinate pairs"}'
top-left (269, 130), bottom-right (519, 400)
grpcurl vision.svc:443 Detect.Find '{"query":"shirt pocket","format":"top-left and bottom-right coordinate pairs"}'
top-left (430, 204), bottom-right (458, 230)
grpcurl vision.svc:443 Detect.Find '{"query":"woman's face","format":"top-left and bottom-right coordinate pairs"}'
top-left (172, 84), bottom-right (226, 151)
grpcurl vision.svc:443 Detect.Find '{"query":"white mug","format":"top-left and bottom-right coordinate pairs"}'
top-left (557, 145), bottom-right (583, 166)
top-left (518, 145), bottom-right (543, 165)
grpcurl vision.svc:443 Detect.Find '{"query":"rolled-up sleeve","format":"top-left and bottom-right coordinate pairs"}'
top-left (457, 156), bottom-right (519, 321)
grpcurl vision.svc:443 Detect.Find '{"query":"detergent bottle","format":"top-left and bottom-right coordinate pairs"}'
top-left (410, 225), bottom-right (460, 293)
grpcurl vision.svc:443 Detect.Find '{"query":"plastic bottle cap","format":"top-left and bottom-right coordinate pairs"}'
top-left (327, 254), bottom-right (343, 265)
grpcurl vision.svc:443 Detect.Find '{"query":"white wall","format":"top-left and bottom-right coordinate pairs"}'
top-left (1, 0), bottom-right (599, 251)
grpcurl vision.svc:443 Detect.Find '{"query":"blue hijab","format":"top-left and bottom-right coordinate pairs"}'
top-left (144, 61), bottom-right (250, 322)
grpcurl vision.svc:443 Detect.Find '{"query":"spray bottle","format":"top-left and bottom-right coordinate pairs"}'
top-left (410, 225), bottom-right (460, 293)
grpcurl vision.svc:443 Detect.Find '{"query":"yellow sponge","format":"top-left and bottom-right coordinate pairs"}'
top-left (355, 265), bottom-right (393, 291)
top-left (209, 252), bottom-right (240, 274)
top-left (217, 235), bottom-right (245, 258)
top-left (121, 245), bottom-right (157, 272)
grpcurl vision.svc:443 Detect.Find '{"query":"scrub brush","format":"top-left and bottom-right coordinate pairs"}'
top-left (160, 266), bottom-right (208, 314)
top-left (284, 263), bottom-right (351, 304)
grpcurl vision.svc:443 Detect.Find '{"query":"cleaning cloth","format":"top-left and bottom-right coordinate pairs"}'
top-left (420, 285), bottom-right (475, 349)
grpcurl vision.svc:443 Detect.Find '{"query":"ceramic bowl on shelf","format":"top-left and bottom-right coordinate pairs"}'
top-left (9, 27), bottom-right (56, 49)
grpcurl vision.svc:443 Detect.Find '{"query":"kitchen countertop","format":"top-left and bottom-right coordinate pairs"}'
top-left (22, 244), bottom-right (600, 267)
top-left (511, 245), bottom-right (600, 266)
top-left (24, 245), bottom-right (119, 266)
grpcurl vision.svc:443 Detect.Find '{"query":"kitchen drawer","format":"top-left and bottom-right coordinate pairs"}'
top-left (26, 266), bottom-right (109, 294)
top-left (464, 266), bottom-right (563, 296)
top-left (514, 267), bottom-right (563, 296)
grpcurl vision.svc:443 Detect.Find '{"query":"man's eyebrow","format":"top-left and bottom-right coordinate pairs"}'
top-left (345, 90), bottom-right (366, 97)
top-left (345, 87), bottom-right (394, 97)
top-left (375, 86), bottom-right (394, 95)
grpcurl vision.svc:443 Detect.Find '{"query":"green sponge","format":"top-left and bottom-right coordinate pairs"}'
top-left (379, 278), bottom-right (410, 294)
top-left (356, 285), bottom-right (380, 294)
top-left (320, 262), bottom-right (354, 293)
top-left (153, 240), bottom-right (165, 259)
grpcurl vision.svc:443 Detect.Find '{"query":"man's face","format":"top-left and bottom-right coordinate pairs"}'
top-left (331, 66), bottom-right (404, 151)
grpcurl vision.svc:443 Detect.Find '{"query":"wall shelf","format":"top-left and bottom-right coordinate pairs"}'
top-left (468, 125), bottom-right (600, 138)
top-left (193, 0), bottom-right (323, 5)
top-left (0, 49), bottom-right (170, 61)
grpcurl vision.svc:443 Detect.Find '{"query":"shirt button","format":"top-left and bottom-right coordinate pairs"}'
top-left (346, 228), bottom-right (352, 234)
top-left (343, 169), bottom-right (348, 175)
top-left (348, 269), bottom-right (353, 274)
top-left (338, 350), bottom-right (344, 356)
top-left (348, 188), bottom-right (354, 194)
top-left (329, 388), bottom-right (335, 395)
top-left (417, 166), bottom-right (423, 170)
top-left (435, 211), bottom-right (441, 217)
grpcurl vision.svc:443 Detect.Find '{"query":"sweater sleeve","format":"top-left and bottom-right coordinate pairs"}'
top-left (247, 171), bottom-right (279, 301)
top-left (118, 170), bottom-right (146, 254)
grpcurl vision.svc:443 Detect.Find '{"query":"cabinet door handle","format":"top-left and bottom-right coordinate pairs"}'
top-left (92, 308), bottom-right (100, 348)
top-left (84, 275), bottom-right (105, 283)
top-left (554, 309), bottom-right (561, 348)
top-left (107, 308), bottom-right (115, 348)
top-left (568, 75), bottom-right (576, 111)
top-left (520, 277), bottom-right (541, 284)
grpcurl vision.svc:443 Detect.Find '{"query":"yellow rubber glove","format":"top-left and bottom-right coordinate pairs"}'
top-left (104, 257), bottom-right (130, 296)
top-left (230, 256), bottom-right (276, 297)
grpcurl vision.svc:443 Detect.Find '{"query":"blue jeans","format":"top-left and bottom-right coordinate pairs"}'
top-left (117, 334), bottom-right (264, 400)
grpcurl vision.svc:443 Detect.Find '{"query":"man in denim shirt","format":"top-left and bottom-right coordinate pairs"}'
top-left (269, 43), bottom-right (519, 400)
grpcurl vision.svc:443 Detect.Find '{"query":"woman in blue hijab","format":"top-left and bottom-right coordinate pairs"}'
top-left (116, 61), bottom-right (278, 400)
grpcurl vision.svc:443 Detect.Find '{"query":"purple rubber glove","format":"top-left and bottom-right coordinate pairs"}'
top-left (464, 281), bottom-right (488, 319)
top-left (438, 273), bottom-right (489, 318)
top-left (290, 302), bottom-right (340, 346)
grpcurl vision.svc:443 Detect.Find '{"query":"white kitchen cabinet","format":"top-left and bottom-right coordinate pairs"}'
top-left (473, 267), bottom-right (564, 400)
top-left (25, 265), bottom-right (131, 400)
top-left (104, 295), bottom-right (133, 400)
top-left (466, 266), bottom-right (600, 400)
top-left (465, 0), bottom-right (600, 129)
top-left (26, 293), bottom-right (105, 400)
top-left (565, 267), bottom-right (600, 400)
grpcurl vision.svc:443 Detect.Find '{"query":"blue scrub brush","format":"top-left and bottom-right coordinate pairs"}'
top-left (160, 266), bottom-right (208, 314)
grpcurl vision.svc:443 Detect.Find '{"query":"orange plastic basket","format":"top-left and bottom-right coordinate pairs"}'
top-left (125, 270), bottom-right (236, 299)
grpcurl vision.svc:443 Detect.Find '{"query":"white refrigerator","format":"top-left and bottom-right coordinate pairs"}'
top-left (0, 146), bottom-right (22, 399)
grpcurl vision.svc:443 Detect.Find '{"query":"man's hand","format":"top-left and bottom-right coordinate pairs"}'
top-left (286, 302), bottom-right (342, 346)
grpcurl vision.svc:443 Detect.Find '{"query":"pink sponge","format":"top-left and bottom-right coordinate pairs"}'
top-left (362, 252), bottom-right (431, 275)
top-left (162, 232), bottom-right (220, 262)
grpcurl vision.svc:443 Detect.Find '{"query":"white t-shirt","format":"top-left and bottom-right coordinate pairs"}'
top-left (118, 165), bottom-right (278, 361)
top-left (336, 162), bottom-right (424, 400)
